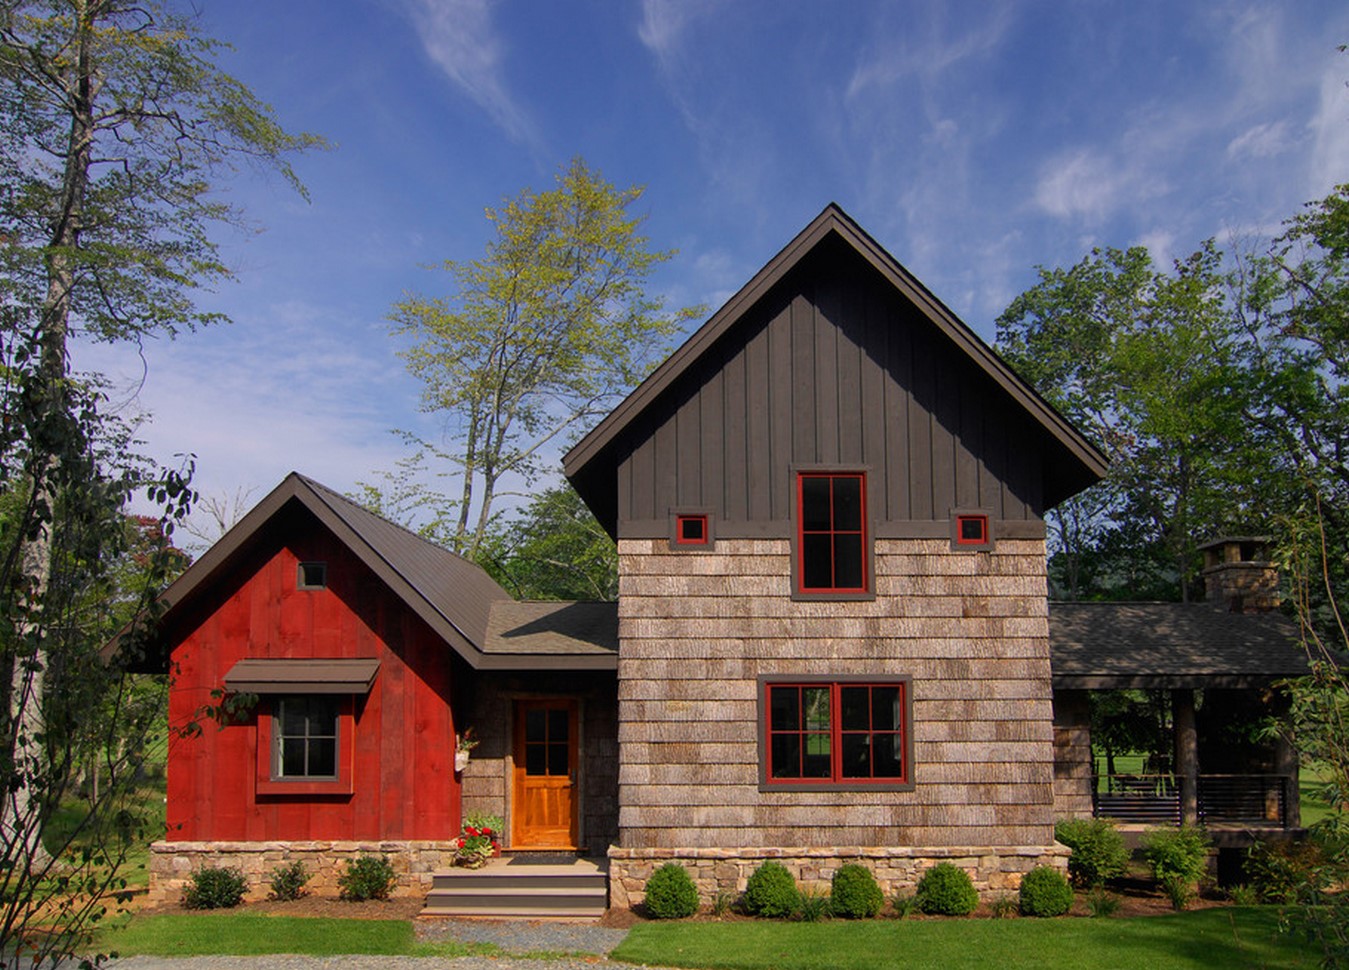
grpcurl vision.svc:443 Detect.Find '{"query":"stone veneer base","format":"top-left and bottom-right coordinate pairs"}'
top-left (148, 840), bottom-right (459, 905)
top-left (607, 844), bottom-right (1070, 910)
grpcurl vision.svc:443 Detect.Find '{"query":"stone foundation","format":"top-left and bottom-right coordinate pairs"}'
top-left (607, 844), bottom-right (1070, 910)
top-left (148, 840), bottom-right (459, 905)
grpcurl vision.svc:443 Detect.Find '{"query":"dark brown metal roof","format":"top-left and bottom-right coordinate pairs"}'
top-left (151, 473), bottom-right (611, 670)
top-left (1049, 601), bottom-right (1309, 688)
top-left (563, 203), bottom-right (1109, 534)
top-left (223, 658), bottom-right (380, 694)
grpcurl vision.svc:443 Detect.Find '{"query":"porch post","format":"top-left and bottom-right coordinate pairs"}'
top-left (1274, 726), bottom-right (1301, 829)
top-left (1172, 689), bottom-right (1199, 826)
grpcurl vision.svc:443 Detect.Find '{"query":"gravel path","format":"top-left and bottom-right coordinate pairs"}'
top-left (104, 918), bottom-right (633, 970)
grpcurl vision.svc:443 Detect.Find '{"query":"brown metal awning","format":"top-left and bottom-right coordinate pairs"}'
top-left (223, 658), bottom-right (380, 694)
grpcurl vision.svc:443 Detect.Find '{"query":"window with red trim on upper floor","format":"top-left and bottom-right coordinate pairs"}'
top-left (796, 471), bottom-right (868, 594)
top-left (760, 678), bottom-right (912, 789)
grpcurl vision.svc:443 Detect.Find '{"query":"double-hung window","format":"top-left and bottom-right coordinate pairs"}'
top-left (760, 678), bottom-right (912, 790)
top-left (795, 471), bottom-right (869, 595)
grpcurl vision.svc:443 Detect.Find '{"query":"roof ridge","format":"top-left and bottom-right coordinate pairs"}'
top-left (293, 472), bottom-right (487, 572)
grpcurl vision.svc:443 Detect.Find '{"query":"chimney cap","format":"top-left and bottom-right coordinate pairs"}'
top-left (1196, 536), bottom-right (1273, 551)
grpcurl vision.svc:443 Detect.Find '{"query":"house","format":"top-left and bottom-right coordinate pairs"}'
top-left (145, 205), bottom-right (1303, 910)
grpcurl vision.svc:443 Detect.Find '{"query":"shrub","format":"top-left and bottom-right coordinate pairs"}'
top-left (643, 863), bottom-right (699, 919)
top-left (712, 889), bottom-right (736, 918)
top-left (797, 886), bottom-right (831, 922)
top-left (1054, 817), bottom-right (1129, 888)
top-left (1018, 866), bottom-right (1073, 917)
top-left (892, 892), bottom-right (916, 918)
top-left (830, 864), bottom-right (883, 919)
top-left (267, 860), bottom-right (310, 901)
top-left (914, 863), bottom-right (978, 916)
top-left (183, 865), bottom-right (247, 910)
top-left (1246, 836), bottom-right (1334, 903)
top-left (743, 861), bottom-right (799, 918)
top-left (1142, 826), bottom-right (1211, 910)
top-left (1086, 888), bottom-right (1120, 917)
top-left (338, 854), bottom-right (397, 901)
top-left (990, 894), bottom-right (1018, 918)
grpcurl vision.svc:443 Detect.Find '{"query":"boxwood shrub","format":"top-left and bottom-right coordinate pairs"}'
top-left (744, 860), bottom-right (800, 918)
top-left (830, 864), bottom-right (883, 918)
top-left (1018, 865), bottom-right (1074, 917)
top-left (644, 862), bottom-right (700, 919)
top-left (914, 862), bottom-right (978, 916)
top-left (1055, 817), bottom-right (1128, 888)
top-left (183, 865), bottom-right (248, 910)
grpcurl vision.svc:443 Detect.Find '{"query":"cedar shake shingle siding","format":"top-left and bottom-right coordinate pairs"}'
top-left (616, 537), bottom-right (1056, 849)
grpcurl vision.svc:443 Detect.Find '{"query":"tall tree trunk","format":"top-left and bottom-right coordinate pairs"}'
top-left (3, 0), bottom-right (101, 871)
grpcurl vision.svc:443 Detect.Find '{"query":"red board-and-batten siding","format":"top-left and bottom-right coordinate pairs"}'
top-left (616, 536), bottom-right (1056, 850)
top-left (615, 239), bottom-right (1048, 535)
top-left (165, 507), bottom-right (459, 843)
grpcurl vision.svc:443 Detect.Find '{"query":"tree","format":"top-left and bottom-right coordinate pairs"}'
top-left (997, 244), bottom-right (1283, 601)
top-left (389, 158), bottom-right (701, 558)
top-left (476, 484), bottom-right (618, 600)
top-left (0, 1), bottom-right (319, 960)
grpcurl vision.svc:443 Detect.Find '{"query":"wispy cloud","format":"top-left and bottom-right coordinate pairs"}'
top-left (845, 4), bottom-right (1014, 100)
top-left (1033, 148), bottom-right (1163, 225)
top-left (1308, 61), bottom-right (1349, 197)
top-left (1226, 121), bottom-right (1292, 161)
top-left (399, 0), bottom-right (541, 150)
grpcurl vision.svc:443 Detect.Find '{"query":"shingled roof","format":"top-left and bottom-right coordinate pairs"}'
top-left (150, 473), bottom-right (615, 671)
top-left (1049, 601), bottom-right (1309, 689)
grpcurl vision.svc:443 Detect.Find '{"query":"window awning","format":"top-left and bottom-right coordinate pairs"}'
top-left (223, 658), bottom-right (380, 694)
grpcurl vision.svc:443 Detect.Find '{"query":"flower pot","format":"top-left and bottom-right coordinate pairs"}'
top-left (454, 750), bottom-right (470, 773)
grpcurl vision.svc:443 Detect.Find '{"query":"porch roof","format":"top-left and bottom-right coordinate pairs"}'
top-left (1049, 601), bottom-right (1309, 689)
top-left (480, 601), bottom-right (618, 670)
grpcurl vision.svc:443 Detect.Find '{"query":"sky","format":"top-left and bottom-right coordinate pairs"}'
top-left (73, 0), bottom-right (1349, 544)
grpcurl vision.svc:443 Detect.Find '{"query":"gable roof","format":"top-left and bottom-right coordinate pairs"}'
top-left (1049, 601), bottom-right (1308, 688)
top-left (563, 203), bottom-right (1108, 533)
top-left (150, 473), bottom-right (614, 671)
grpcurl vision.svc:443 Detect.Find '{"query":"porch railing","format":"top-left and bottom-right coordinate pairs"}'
top-left (1093, 773), bottom-right (1291, 828)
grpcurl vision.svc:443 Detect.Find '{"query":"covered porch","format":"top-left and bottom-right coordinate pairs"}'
top-left (1049, 598), bottom-right (1310, 837)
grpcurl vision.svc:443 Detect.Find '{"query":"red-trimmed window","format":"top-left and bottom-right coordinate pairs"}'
top-left (797, 472), bottom-right (867, 593)
top-left (675, 514), bottom-right (708, 545)
top-left (956, 513), bottom-right (988, 546)
top-left (764, 681), bottom-right (909, 785)
top-left (257, 696), bottom-right (354, 795)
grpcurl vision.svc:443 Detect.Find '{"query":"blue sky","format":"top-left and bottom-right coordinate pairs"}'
top-left (75, 0), bottom-right (1349, 542)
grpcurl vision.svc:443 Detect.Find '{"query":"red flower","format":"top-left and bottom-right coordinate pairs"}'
top-left (466, 826), bottom-right (479, 837)
top-left (481, 826), bottom-right (493, 836)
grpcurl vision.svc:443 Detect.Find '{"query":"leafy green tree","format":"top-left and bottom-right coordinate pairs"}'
top-left (997, 244), bottom-right (1281, 601)
top-left (0, 1), bottom-right (319, 961)
top-left (389, 158), bottom-right (701, 558)
top-left (476, 484), bottom-right (617, 600)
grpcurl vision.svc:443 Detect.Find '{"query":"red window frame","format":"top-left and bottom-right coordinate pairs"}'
top-left (955, 513), bottom-right (989, 546)
top-left (675, 514), bottom-right (708, 545)
top-left (761, 679), bottom-right (911, 788)
top-left (795, 472), bottom-right (868, 594)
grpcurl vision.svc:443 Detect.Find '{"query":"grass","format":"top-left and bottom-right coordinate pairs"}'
top-left (93, 913), bottom-right (505, 959)
top-left (610, 908), bottom-right (1319, 970)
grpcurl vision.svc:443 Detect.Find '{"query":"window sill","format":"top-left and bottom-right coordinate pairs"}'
top-left (256, 778), bottom-right (353, 797)
top-left (759, 779), bottom-right (915, 793)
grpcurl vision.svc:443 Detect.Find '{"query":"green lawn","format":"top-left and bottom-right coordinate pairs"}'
top-left (611, 909), bottom-right (1318, 970)
top-left (95, 913), bottom-right (505, 959)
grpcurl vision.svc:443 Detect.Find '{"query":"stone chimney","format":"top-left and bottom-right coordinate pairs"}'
top-left (1199, 537), bottom-right (1281, 613)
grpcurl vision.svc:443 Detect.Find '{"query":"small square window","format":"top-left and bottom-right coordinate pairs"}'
top-left (676, 514), bottom-right (707, 545)
top-left (669, 510), bottom-right (714, 550)
top-left (951, 511), bottom-right (993, 550)
top-left (297, 562), bottom-right (327, 589)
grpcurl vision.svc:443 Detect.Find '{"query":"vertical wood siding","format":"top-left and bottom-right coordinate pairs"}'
top-left (165, 508), bottom-right (459, 842)
top-left (615, 536), bottom-right (1057, 849)
top-left (617, 242), bottom-right (1046, 531)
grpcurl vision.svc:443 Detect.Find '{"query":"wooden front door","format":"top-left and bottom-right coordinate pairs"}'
top-left (512, 700), bottom-right (579, 849)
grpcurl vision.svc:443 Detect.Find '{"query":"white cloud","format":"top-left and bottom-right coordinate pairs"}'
top-left (399, 0), bottom-right (541, 150)
top-left (1308, 62), bottom-right (1349, 197)
top-left (845, 4), bottom-right (1013, 100)
top-left (1226, 121), bottom-right (1292, 161)
top-left (1033, 149), bottom-right (1161, 225)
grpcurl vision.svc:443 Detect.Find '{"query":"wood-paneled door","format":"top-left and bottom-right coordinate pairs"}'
top-left (512, 700), bottom-right (578, 849)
